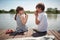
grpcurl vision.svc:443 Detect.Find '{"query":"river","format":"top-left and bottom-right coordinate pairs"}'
top-left (0, 13), bottom-right (60, 31)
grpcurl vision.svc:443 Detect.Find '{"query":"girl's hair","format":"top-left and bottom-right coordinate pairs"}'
top-left (15, 6), bottom-right (24, 20)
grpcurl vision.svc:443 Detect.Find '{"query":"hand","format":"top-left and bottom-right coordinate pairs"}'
top-left (25, 14), bottom-right (28, 19)
top-left (35, 11), bottom-right (38, 17)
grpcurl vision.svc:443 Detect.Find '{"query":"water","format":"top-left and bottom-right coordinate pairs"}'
top-left (0, 13), bottom-right (60, 31)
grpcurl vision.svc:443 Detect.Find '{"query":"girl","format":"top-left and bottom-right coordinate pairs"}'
top-left (14, 6), bottom-right (28, 35)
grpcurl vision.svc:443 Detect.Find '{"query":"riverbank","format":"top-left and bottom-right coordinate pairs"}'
top-left (0, 12), bottom-right (60, 14)
top-left (0, 8), bottom-right (60, 14)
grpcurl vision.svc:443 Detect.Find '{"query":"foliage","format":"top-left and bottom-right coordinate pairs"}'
top-left (0, 8), bottom-right (60, 14)
top-left (46, 8), bottom-right (60, 14)
top-left (9, 9), bottom-right (16, 14)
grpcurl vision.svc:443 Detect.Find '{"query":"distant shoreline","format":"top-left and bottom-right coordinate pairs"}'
top-left (0, 12), bottom-right (60, 14)
top-left (0, 8), bottom-right (60, 14)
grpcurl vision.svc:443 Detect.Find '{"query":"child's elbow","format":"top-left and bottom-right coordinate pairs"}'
top-left (35, 20), bottom-right (40, 25)
top-left (36, 22), bottom-right (40, 25)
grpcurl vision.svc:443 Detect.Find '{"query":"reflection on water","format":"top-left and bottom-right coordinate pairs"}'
top-left (0, 13), bottom-right (60, 31)
top-left (47, 14), bottom-right (57, 20)
top-left (0, 14), bottom-right (16, 30)
top-left (47, 14), bottom-right (60, 31)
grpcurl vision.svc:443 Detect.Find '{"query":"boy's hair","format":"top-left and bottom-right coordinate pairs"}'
top-left (36, 3), bottom-right (45, 11)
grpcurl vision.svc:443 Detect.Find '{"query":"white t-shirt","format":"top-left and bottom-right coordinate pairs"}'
top-left (37, 12), bottom-right (48, 32)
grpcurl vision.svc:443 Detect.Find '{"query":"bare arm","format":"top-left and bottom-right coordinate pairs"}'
top-left (20, 14), bottom-right (28, 25)
top-left (35, 11), bottom-right (40, 25)
top-left (35, 17), bottom-right (40, 25)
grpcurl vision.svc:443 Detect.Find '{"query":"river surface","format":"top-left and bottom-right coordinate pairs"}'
top-left (0, 13), bottom-right (60, 31)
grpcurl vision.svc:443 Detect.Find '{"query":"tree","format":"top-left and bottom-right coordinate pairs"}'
top-left (9, 9), bottom-right (16, 13)
top-left (46, 8), bottom-right (53, 13)
top-left (0, 10), bottom-right (3, 13)
top-left (46, 8), bottom-right (59, 14)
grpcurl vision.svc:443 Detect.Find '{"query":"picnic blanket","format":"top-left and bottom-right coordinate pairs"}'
top-left (6, 35), bottom-right (55, 40)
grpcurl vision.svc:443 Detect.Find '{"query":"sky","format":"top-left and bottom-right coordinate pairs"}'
top-left (0, 0), bottom-right (60, 11)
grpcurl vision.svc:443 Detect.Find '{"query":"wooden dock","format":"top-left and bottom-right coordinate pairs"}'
top-left (0, 29), bottom-right (60, 40)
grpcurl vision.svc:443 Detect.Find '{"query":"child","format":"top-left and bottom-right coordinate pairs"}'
top-left (12, 6), bottom-right (28, 35)
top-left (33, 3), bottom-right (48, 37)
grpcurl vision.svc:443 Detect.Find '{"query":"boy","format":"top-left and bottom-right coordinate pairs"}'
top-left (33, 3), bottom-right (48, 37)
